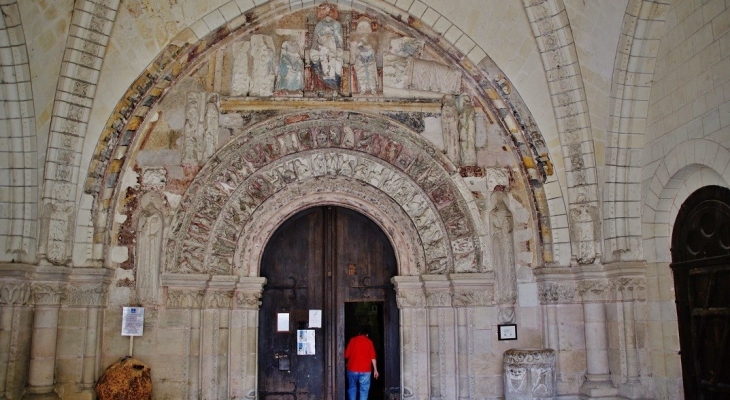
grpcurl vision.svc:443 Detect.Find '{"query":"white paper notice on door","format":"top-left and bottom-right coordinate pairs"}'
top-left (277, 313), bottom-right (289, 332)
top-left (297, 329), bottom-right (315, 355)
top-left (309, 309), bottom-right (322, 328)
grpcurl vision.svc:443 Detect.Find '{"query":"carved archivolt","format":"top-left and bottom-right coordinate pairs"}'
top-left (165, 111), bottom-right (483, 277)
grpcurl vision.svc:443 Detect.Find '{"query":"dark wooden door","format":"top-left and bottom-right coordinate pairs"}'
top-left (671, 185), bottom-right (730, 400)
top-left (258, 206), bottom-right (400, 399)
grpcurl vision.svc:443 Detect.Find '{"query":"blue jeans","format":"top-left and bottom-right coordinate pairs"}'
top-left (346, 370), bottom-right (371, 400)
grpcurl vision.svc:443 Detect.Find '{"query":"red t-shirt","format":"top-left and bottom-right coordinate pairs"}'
top-left (344, 334), bottom-right (376, 373)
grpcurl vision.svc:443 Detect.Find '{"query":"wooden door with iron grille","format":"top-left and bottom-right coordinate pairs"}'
top-left (671, 185), bottom-right (730, 399)
top-left (257, 206), bottom-right (400, 399)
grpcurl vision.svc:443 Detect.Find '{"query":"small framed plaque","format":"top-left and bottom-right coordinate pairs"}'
top-left (498, 324), bottom-right (517, 341)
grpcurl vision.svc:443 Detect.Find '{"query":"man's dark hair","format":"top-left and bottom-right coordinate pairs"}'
top-left (359, 326), bottom-right (371, 336)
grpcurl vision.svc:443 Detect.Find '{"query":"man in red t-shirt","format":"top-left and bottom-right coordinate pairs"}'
top-left (344, 327), bottom-right (379, 400)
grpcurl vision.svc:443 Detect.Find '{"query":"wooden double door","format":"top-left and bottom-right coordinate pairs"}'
top-left (671, 185), bottom-right (730, 399)
top-left (258, 206), bottom-right (400, 399)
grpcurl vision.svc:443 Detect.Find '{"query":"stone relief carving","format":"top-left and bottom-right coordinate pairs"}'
top-left (204, 291), bottom-right (233, 308)
top-left (230, 41), bottom-right (251, 96)
top-left (491, 200), bottom-right (516, 305)
top-left (578, 280), bottom-right (611, 302)
top-left (166, 113), bottom-right (482, 277)
top-left (396, 290), bottom-right (426, 308)
top-left (141, 167), bottom-right (167, 189)
top-left (504, 349), bottom-right (556, 400)
top-left (32, 283), bottom-right (66, 306)
top-left (425, 290), bottom-right (452, 307)
top-left (183, 92), bottom-right (220, 166)
top-left (43, 203), bottom-right (75, 266)
top-left (457, 94), bottom-right (477, 166)
top-left (234, 291), bottom-right (262, 309)
top-left (65, 284), bottom-right (107, 307)
top-left (204, 94), bottom-right (219, 161)
top-left (538, 282), bottom-right (576, 304)
top-left (275, 35), bottom-right (304, 94)
top-left (353, 39), bottom-right (377, 95)
top-left (309, 4), bottom-right (344, 92)
top-left (250, 35), bottom-right (276, 97)
top-left (486, 167), bottom-right (511, 192)
top-left (182, 92), bottom-right (202, 165)
top-left (569, 201), bottom-right (600, 265)
top-left (166, 289), bottom-right (205, 308)
top-left (136, 210), bottom-right (163, 305)
top-left (452, 289), bottom-right (492, 307)
top-left (0, 282), bottom-right (31, 305)
top-left (442, 95), bottom-right (460, 165)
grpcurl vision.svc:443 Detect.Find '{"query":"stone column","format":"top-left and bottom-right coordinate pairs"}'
top-left (578, 280), bottom-right (617, 398)
top-left (230, 277), bottom-right (266, 399)
top-left (392, 275), bottom-right (427, 400)
top-left (423, 274), bottom-right (455, 400)
top-left (451, 273), bottom-right (494, 400)
top-left (617, 278), bottom-right (645, 399)
top-left (27, 283), bottom-right (65, 398)
top-left (0, 281), bottom-right (32, 399)
top-left (161, 272), bottom-right (207, 400)
top-left (200, 276), bottom-right (237, 400)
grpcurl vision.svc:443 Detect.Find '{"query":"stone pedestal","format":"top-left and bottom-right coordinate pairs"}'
top-left (504, 349), bottom-right (556, 400)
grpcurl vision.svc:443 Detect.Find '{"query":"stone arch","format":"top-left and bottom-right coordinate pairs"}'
top-left (642, 139), bottom-right (730, 263)
top-left (84, 1), bottom-right (557, 271)
top-left (165, 111), bottom-right (484, 277)
top-left (604, 0), bottom-right (671, 262)
top-left (0, 1), bottom-right (38, 261)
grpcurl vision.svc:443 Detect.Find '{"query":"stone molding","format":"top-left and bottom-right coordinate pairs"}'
top-left (604, 0), bottom-right (671, 262)
top-left (393, 274), bottom-right (495, 309)
top-left (535, 263), bottom-right (648, 303)
top-left (165, 111), bottom-right (484, 277)
top-left (162, 274), bottom-right (266, 310)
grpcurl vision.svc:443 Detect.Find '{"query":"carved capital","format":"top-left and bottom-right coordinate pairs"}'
top-left (577, 280), bottom-right (611, 302)
top-left (204, 290), bottom-right (233, 308)
top-left (612, 277), bottom-right (647, 301)
top-left (166, 289), bottom-right (205, 308)
top-left (234, 290), bottom-right (262, 310)
top-left (32, 283), bottom-right (66, 306)
top-left (396, 290), bottom-right (426, 309)
top-left (452, 288), bottom-right (492, 307)
top-left (538, 282), bottom-right (576, 304)
top-left (64, 284), bottom-right (107, 307)
top-left (0, 282), bottom-right (32, 306)
top-left (425, 290), bottom-right (452, 307)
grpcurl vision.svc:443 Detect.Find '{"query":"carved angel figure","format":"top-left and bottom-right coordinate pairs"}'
top-left (311, 12), bottom-right (343, 89)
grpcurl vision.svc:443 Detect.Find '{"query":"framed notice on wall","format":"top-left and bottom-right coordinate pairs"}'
top-left (498, 324), bottom-right (517, 341)
top-left (122, 307), bottom-right (145, 336)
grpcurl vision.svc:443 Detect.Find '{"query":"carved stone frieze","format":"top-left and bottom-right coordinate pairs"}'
top-left (538, 282), bottom-right (576, 304)
top-left (204, 291), bottom-right (233, 309)
top-left (425, 290), bottom-right (452, 307)
top-left (611, 277), bottom-right (647, 301)
top-left (396, 290), bottom-right (426, 309)
top-left (234, 291), bottom-right (262, 310)
top-left (577, 280), bottom-right (612, 302)
top-left (166, 112), bottom-right (482, 278)
top-left (166, 289), bottom-right (205, 309)
top-left (64, 284), bottom-right (107, 307)
top-left (0, 282), bottom-right (32, 305)
top-left (452, 289), bottom-right (492, 307)
top-left (32, 283), bottom-right (66, 306)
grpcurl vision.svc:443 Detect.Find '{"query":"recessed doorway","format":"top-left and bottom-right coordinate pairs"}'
top-left (258, 206), bottom-right (400, 399)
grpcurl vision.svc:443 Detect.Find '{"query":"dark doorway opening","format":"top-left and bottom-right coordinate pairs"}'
top-left (345, 301), bottom-right (385, 400)
top-left (257, 206), bottom-right (400, 399)
top-left (671, 185), bottom-right (730, 400)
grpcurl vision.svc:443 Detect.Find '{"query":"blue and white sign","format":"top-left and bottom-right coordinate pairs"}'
top-left (122, 307), bottom-right (145, 336)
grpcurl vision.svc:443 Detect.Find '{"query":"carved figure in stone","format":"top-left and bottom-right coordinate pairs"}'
top-left (354, 40), bottom-right (377, 94)
top-left (137, 211), bottom-right (163, 304)
top-left (457, 94), bottom-right (477, 165)
top-left (411, 59), bottom-right (461, 94)
top-left (491, 200), bottom-right (516, 305)
top-left (389, 37), bottom-right (424, 58)
top-left (310, 6), bottom-right (343, 90)
top-left (182, 92), bottom-right (201, 165)
top-left (249, 35), bottom-right (276, 97)
top-left (204, 95), bottom-right (219, 161)
top-left (569, 202), bottom-right (599, 264)
top-left (276, 38), bottom-right (304, 93)
top-left (231, 41), bottom-right (251, 96)
top-left (531, 366), bottom-right (551, 397)
top-left (441, 95), bottom-right (460, 164)
top-left (382, 53), bottom-right (410, 90)
top-left (506, 366), bottom-right (527, 393)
